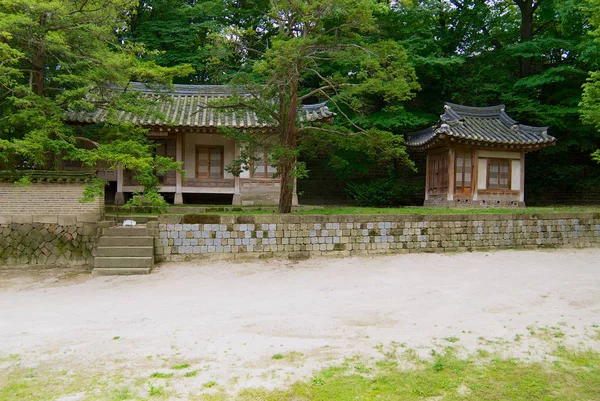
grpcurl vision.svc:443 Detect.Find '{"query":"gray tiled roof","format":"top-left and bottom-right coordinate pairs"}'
top-left (66, 82), bottom-right (334, 128)
top-left (407, 103), bottom-right (555, 150)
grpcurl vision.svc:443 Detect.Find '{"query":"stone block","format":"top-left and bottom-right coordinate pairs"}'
top-left (58, 215), bottom-right (77, 226)
top-left (13, 215), bottom-right (33, 224)
top-left (76, 213), bottom-right (100, 223)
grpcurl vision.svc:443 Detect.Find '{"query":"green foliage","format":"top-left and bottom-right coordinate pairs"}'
top-left (0, 0), bottom-right (190, 203)
top-left (581, 71), bottom-right (600, 132)
top-left (149, 372), bottom-right (173, 379)
top-left (211, 0), bottom-right (420, 212)
top-left (147, 382), bottom-right (163, 396)
top-left (345, 177), bottom-right (420, 207)
top-left (80, 178), bottom-right (107, 203)
top-left (127, 0), bottom-right (273, 84)
top-left (2, 0), bottom-right (599, 208)
top-left (231, 347), bottom-right (600, 401)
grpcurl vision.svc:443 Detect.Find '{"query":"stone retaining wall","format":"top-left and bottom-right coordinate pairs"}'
top-left (154, 213), bottom-right (600, 260)
top-left (0, 216), bottom-right (102, 266)
top-left (0, 181), bottom-right (104, 266)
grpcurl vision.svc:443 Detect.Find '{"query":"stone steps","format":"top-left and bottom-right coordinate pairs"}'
top-left (98, 236), bottom-right (154, 247)
top-left (92, 268), bottom-right (151, 276)
top-left (106, 226), bottom-right (152, 236)
top-left (92, 225), bottom-right (154, 275)
top-left (95, 246), bottom-right (154, 257)
top-left (94, 256), bottom-right (153, 268)
top-left (105, 214), bottom-right (158, 224)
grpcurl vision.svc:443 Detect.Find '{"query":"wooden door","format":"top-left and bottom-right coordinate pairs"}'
top-left (196, 146), bottom-right (224, 179)
top-left (455, 151), bottom-right (472, 195)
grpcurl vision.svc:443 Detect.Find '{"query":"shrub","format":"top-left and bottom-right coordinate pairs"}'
top-left (345, 177), bottom-right (419, 207)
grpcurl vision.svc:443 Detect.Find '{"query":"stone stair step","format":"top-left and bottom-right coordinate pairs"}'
top-left (92, 268), bottom-right (151, 276)
top-left (106, 226), bottom-right (152, 236)
top-left (98, 236), bottom-right (154, 247)
top-left (93, 256), bottom-right (153, 269)
top-left (95, 246), bottom-right (154, 258)
top-left (105, 215), bottom-right (158, 224)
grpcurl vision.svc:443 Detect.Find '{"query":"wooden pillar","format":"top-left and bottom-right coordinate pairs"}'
top-left (232, 139), bottom-right (242, 205)
top-left (520, 151), bottom-right (525, 203)
top-left (115, 163), bottom-right (125, 205)
top-left (424, 153), bottom-right (430, 202)
top-left (447, 148), bottom-right (455, 202)
top-left (292, 176), bottom-right (299, 206)
top-left (472, 150), bottom-right (479, 201)
top-left (174, 132), bottom-right (183, 205)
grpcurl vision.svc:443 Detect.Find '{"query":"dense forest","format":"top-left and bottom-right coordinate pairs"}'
top-left (1, 0), bottom-right (600, 209)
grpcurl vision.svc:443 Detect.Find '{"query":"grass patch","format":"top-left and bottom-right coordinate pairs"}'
top-left (184, 370), bottom-right (199, 377)
top-left (171, 363), bottom-right (190, 370)
top-left (112, 387), bottom-right (130, 400)
top-left (205, 346), bottom-right (600, 401)
top-left (148, 383), bottom-right (164, 396)
top-left (177, 206), bottom-right (600, 216)
top-left (150, 372), bottom-right (173, 379)
top-left (2, 347), bottom-right (599, 400)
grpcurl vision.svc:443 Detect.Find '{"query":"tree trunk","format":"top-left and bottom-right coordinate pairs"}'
top-left (278, 78), bottom-right (299, 214)
top-left (516, 0), bottom-right (535, 77)
top-left (32, 45), bottom-right (45, 96)
top-left (32, 15), bottom-right (46, 96)
top-left (278, 158), bottom-right (294, 214)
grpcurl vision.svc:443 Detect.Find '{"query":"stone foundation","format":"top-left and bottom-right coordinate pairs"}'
top-left (154, 213), bottom-right (600, 260)
top-left (424, 198), bottom-right (524, 207)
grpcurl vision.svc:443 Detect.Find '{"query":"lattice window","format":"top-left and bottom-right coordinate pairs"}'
top-left (455, 151), bottom-right (472, 191)
top-left (196, 146), bottom-right (224, 179)
top-left (487, 159), bottom-right (510, 189)
top-left (250, 149), bottom-right (277, 178)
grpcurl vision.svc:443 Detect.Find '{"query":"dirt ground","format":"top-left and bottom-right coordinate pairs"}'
top-left (1, 248), bottom-right (599, 399)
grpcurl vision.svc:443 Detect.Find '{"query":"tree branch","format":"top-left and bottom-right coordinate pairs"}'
top-left (298, 85), bottom-right (336, 101)
top-left (297, 126), bottom-right (358, 136)
top-left (73, 136), bottom-right (99, 148)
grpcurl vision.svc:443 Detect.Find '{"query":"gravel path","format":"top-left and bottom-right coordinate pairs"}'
top-left (1, 248), bottom-right (599, 397)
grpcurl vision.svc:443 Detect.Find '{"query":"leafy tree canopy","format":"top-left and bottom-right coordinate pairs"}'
top-left (0, 0), bottom-right (193, 207)
top-left (211, 0), bottom-right (420, 212)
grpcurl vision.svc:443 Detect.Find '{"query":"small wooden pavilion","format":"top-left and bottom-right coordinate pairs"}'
top-left (407, 103), bottom-right (556, 207)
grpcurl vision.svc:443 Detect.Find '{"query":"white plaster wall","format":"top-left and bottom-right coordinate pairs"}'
top-left (183, 134), bottom-right (235, 179)
top-left (511, 159), bottom-right (521, 191)
top-left (478, 158), bottom-right (487, 190)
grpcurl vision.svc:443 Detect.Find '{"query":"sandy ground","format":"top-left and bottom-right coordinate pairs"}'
top-left (1, 248), bottom-right (600, 398)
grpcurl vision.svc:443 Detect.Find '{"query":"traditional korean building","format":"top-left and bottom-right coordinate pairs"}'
top-left (67, 83), bottom-right (333, 205)
top-left (407, 103), bottom-right (556, 207)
